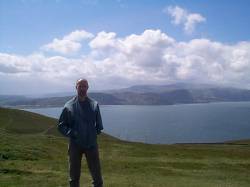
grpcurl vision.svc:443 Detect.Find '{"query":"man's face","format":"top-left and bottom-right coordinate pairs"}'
top-left (76, 80), bottom-right (88, 97)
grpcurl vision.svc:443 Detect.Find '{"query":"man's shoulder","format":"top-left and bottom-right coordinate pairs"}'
top-left (64, 96), bottom-right (77, 108)
top-left (87, 96), bottom-right (99, 108)
top-left (87, 96), bottom-right (98, 104)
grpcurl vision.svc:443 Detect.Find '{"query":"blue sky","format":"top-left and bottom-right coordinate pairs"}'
top-left (0, 0), bottom-right (250, 94)
top-left (1, 0), bottom-right (249, 54)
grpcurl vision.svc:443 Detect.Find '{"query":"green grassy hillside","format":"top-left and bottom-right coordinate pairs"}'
top-left (1, 107), bottom-right (250, 187)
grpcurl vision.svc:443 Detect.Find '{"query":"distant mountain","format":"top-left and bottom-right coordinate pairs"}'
top-left (105, 83), bottom-right (218, 93)
top-left (1, 83), bottom-right (250, 107)
top-left (28, 92), bottom-right (75, 98)
top-left (0, 95), bottom-right (28, 105)
top-left (0, 93), bottom-right (124, 107)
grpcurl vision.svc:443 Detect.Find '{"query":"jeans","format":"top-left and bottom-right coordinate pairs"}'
top-left (68, 140), bottom-right (103, 187)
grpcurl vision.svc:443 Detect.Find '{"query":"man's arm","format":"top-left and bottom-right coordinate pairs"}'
top-left (95, 104), bottom-right (104, 135)
top-left (58, 107), bottom-right (76, 137)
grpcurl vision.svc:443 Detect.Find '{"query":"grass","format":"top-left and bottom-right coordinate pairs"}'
top-left (0, 107), bottom-right (250, 187)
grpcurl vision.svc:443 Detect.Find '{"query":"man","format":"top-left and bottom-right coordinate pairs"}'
top-left (58, 78), bottom-right (103, 187)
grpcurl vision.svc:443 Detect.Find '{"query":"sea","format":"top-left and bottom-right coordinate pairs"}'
top-left (24, 101), bottom-right (250, 144)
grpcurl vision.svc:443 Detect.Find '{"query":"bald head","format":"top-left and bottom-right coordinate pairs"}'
top-left (76, 78), bottom-right (88, 88)
top-left (76, 78), bottom-right (89, 100)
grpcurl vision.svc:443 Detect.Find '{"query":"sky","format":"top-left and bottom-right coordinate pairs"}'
top-left (0, 0), bottom-right (250, 95)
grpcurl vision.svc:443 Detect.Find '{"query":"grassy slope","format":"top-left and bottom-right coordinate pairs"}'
top-left (0, 107), bottom-right (250, 187)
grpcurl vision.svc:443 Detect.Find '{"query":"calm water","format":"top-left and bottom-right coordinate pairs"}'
top-left (24, 102), bottom-right (250, 144)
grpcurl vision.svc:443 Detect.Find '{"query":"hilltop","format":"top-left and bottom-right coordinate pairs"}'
top-left (0, 107), bottom-right (250, 186)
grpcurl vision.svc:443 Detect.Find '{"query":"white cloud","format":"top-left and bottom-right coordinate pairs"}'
top-left (63, 30), bottom-right (94, 41)
top-left (0, 53), bottom-right (30, 73)
top-left (42, 39), bottom-right (82, 55)
top-left (89, 29), bottom-right (175, 68)
top-left (165, 6), bottom-right (206, 34)
top-left (229, 42), bottom-right (250, 72)
top-left (165, 5), bottom-right (186, 25)
top-left (1, 29), bottom-right (250, 94)
top-left (185, 13), bottom-right (206, 34)
top-left (89, 31), bottom-right (118, 54)
top-left (41, 30), bottom-right (94, 55)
